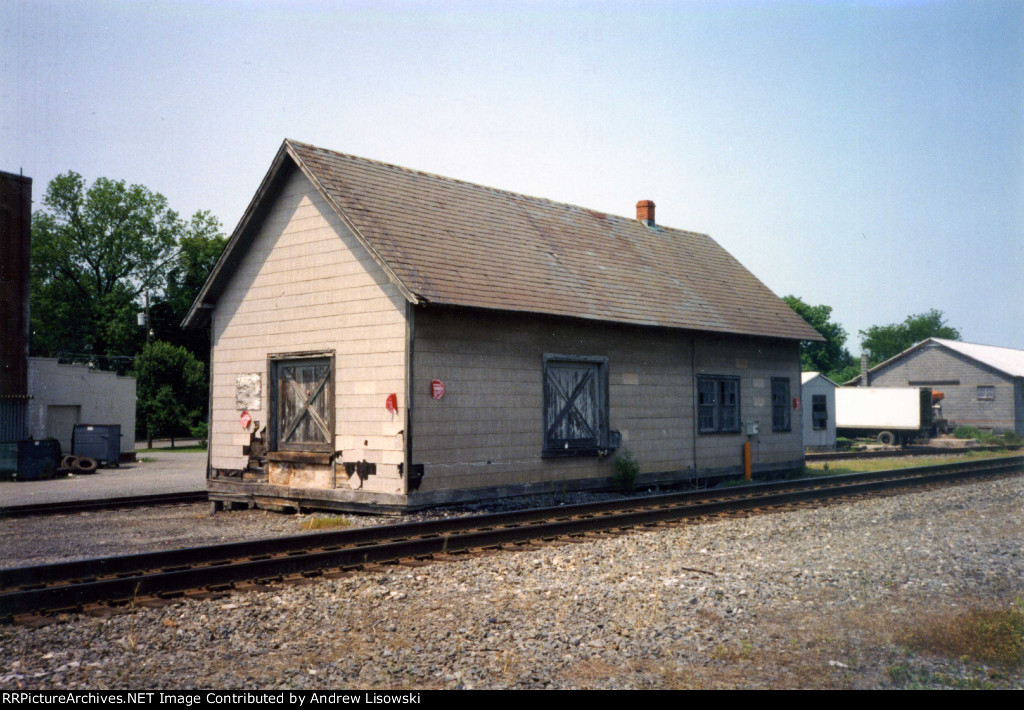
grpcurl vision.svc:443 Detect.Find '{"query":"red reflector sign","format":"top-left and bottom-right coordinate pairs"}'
top-left (431, 380), bottom-right (445, 400)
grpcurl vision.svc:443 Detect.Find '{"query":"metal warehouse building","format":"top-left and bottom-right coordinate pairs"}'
top-left (184, 140), bottom-right (822, 512)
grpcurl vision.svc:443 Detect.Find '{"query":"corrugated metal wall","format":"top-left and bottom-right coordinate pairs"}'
top-left (0, 400), bottom-right (28, 441)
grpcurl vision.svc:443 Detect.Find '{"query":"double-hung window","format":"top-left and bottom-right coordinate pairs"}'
top-left (697, 375), bottom-right (740, 433)
top-left (771, 377), bottom-right (791, 432)
top-left (543, 355), bottom-right (609, 456)
top-left (811, 394), bottom-right (828, 430)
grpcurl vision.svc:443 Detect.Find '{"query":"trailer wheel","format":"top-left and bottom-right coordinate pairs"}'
top-left (72, 456), bottom-right (99, 474)
top-left (877, 431), bottom-right (896, 446)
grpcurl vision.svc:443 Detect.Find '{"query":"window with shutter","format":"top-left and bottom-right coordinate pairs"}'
top-left (543, 355), bottom-right (609, 456)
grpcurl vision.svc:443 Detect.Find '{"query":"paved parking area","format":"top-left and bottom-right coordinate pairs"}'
top-left (0, 451), bottom-right (207, 507)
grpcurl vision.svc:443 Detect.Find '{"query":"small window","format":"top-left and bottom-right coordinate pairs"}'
top-left (543, 355), bottom-right (609, 456)
top-left (771, 377), bottom-right (791, 432)
top-left (697, 375), bottom-right (741, 434)
top-left (811, 394), bottom-right (828, 430)
top-left (977, 385), bottom-right (995, 401)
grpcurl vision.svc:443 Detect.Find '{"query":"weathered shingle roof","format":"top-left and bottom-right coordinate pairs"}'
top-left (186, 139), bottom-right (823, 342)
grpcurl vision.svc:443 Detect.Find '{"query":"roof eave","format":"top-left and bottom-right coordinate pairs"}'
top-left (414, 299), bottom-right (822, 343)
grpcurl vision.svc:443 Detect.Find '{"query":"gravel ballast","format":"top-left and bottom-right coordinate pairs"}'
top-left (1, 475), bottom-right (1021, 690)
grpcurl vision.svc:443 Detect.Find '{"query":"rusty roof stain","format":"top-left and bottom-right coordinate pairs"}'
top-left (187, 139), bottom-right (823, 343)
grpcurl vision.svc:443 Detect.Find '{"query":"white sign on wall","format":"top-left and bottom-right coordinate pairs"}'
top-left (236, 374), bottom-right (262, 410)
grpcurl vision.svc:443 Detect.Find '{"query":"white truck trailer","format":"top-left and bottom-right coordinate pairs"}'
top-left (834, 387), bottom-right (933, 446)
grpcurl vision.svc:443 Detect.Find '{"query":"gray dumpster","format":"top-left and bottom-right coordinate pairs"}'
top-left (72, 424), bottom-right (121, 468)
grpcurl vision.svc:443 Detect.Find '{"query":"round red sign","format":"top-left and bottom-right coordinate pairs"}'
top-left (431, 380), bottom-right (445, 400)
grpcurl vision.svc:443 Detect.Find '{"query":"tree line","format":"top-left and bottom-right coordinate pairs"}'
top-left (30, 172), bottom-right (226, 446)
top-left (782, 296), bottom-right (961, 383)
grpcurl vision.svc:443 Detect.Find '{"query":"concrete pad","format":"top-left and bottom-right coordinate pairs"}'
top-left (0, 452), bottom-right (207, 507)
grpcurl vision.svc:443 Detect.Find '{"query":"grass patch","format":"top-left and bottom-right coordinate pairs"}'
top-left (301, 516), bottom-right (353, 530)
top-left (953, 427), bottom-right (1024, 447)
top-left (954, 426), bottom-right (996, 443)
top-left (887, 663), bottom-right (998, 690)
top-left (710, 639), bottom-right (754, 661)
top-left (897, 605), bottom-right (1024, 669)
top-left (136, 445), bottom-right (208, 453)
top-left (835, 437), bottom-right (855, 449)
top-left (804, 449), bottom-right (1023, 476)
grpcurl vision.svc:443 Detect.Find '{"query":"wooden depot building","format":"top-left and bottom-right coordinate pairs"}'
top-left (184, 140), bottom-right (823, 512)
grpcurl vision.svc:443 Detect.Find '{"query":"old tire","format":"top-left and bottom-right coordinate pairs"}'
top-left (877, 431), bottom-right (896, 446)
top-left (60, 455), bottom-right (78, 471)
top-left (72, 456), bottom-right (99, 474)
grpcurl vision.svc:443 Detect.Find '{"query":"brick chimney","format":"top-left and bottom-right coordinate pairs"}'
top-left (860, 352), bottom-right (870, 387)
top-left (636, 200), bottom-right (655, 227)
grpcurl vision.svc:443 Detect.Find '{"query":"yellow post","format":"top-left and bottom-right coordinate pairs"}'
top-left (743, 441), bottom-right (751, 481)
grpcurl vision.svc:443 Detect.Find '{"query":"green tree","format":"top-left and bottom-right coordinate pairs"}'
top-left (134, 341), bottom-right (207, 447)
top-left (162, 213), bottom-right (226, 323)
top-left (860, 309), bottom-right (961, 365)
top-left (782, 295), bottom-right (856, 381)
top-left (148, 213), bottom-right (226, 362)
top-left (29, 172), bottom-right (223, 364)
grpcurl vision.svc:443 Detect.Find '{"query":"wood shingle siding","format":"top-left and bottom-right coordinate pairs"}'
top-left (410, 309), bottom-right (804, 495)
top-left (411, 308), bottom-right (690, 493)
top-left (209, 168), bottom-right (408, 492)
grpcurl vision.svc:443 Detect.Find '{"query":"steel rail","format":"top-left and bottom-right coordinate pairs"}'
top-left (1, 456), bottom-right (1020, 620)
top-left (0, 491), bottom-right (208, 518)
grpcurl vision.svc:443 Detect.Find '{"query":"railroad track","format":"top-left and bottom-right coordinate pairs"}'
top-left (2, 456), bottom-right (1021, 622)
top-left (0, 491), bottom-right (208, 518)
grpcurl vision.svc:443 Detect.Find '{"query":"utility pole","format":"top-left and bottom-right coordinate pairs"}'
top-left (140, 292), bottom-right (154, 449)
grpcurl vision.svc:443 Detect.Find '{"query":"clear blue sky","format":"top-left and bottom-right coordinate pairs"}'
top-left (4, 0), bottom-right (1022, 351)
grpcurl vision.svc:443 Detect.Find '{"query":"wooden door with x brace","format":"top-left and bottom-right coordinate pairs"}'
top-left (271, 356), bottom-right (334, 453)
